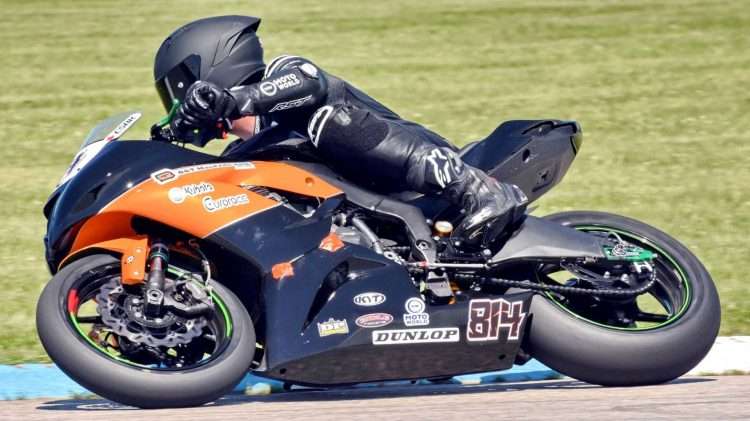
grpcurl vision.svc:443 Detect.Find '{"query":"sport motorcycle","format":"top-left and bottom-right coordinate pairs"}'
top-left (36, 108), bottom-right (721, 408)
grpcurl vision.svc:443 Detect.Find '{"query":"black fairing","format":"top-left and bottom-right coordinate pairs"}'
top-left (206, 197), bottom-right (342, 273)
top-left (44, 141), bottom-right (216, 272)
top-left (257, 242), bottom-right (532, 385)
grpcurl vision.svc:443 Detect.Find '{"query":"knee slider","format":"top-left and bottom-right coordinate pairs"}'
top-left (307, 104), bottom-right (388, 153)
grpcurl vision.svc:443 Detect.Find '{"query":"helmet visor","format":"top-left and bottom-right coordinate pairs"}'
top-left (155, 54), bottom-right (201, 111)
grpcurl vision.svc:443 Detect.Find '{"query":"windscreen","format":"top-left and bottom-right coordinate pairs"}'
top-left (58, 111), bottom-right (142, 187)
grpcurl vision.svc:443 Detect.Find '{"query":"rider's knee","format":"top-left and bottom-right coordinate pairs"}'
top-left (307, 104), bottom-right (389, 154)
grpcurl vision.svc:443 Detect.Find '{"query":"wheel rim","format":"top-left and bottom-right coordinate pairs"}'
top-left (64, 263), bottom-right (234, 370)
top-left (541, 224), bottom-right (692, 331)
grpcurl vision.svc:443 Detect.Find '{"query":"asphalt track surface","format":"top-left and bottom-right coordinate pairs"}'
top-left (1, 376), bottom-right (748, 420)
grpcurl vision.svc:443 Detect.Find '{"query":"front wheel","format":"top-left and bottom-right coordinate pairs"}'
top-left (524, 211), bottom-right (720, 386)
top-left (36, 254), bottom-right (256, 408)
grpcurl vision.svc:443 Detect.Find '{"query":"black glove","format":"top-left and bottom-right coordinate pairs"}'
top-left (171, 81), bottom-right (238, 142)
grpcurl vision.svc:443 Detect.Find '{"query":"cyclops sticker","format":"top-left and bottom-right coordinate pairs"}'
top-left (372, 328), bottom-right (459, 345)
top-left (202, 194), bottom-right (249, 213)
top-left (466, 298), bottom-right (527, 342)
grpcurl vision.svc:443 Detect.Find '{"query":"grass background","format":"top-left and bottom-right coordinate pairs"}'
top-left (1, 0), bottom-right (747, 363)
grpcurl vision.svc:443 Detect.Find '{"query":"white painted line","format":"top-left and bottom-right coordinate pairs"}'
top-left (688, 336), bottom-right (750, 375)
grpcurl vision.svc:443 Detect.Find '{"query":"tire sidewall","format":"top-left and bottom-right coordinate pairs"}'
top-left (525, 211), bottom-right (721, 385)
top-left (36, 254), bottom-right (256, 408)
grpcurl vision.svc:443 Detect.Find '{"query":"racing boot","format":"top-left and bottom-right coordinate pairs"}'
top-left (407, 147), bottom-right (528, 248)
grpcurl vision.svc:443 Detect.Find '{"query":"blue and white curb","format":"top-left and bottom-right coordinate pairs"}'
top-left (0, 361), bottom-right (556, 400)
top-left (2, 337), bottom-right (748, 400)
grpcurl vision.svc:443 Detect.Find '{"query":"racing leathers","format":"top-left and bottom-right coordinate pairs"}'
top-left (173, 55), bottom-right (528, 247)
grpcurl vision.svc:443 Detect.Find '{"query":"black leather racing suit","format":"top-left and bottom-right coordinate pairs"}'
top-left (223, 55), bottom-right (527, 246)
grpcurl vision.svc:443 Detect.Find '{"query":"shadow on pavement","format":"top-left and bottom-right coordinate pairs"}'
top-left (36, 377), bottom-right (715, 412)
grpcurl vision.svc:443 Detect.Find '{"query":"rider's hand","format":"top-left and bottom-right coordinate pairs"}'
top-left (171, 81), bottom-right (238, 142)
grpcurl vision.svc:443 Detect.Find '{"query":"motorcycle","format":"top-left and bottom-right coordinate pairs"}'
top-left (36, 108), bottom-right (721, 408)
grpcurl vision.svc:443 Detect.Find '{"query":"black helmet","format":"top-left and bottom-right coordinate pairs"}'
top-left (154, 15), bottom-right (265, 112)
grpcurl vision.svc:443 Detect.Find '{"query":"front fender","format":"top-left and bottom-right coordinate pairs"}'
top-left (59, 236), bottom-right (149, 285)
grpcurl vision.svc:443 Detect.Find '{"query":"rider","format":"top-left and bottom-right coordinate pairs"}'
top-left (154, 15), bottom-right (527, 248)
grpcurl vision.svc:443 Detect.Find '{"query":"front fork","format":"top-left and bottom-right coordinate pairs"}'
top-left (144, 240), bottom-right (169, 317)
top-left (142, 239), bottom-right (214, 319)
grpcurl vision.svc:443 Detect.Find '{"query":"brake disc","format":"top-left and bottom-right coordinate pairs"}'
top-left (96, 278), bottom-right (208, 348)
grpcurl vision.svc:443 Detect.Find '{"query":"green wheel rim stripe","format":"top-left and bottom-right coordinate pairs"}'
top-left (69, 311), bottom-right (147, 367)
top-left (545, 225), bottom-right (692, 331)
top-left (210, 290), bottom-right (233, 338)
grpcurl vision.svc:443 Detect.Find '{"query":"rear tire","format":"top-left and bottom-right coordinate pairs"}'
top-left (525, 211), bottom-right (720, 386)
top-left (36, 254), bottom-right (256, 408)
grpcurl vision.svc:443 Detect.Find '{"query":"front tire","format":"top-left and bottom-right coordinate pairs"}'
top-left (525, 211), bottom-right (720, 386)
top-left (36, 254), bottom-right (256, 408)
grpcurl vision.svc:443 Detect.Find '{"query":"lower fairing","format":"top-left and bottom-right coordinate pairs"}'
top-left (253, 242), bottom-right (532, 385)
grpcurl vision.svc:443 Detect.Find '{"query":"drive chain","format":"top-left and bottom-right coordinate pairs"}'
top-left (454, 273), bottom-right (657, 297)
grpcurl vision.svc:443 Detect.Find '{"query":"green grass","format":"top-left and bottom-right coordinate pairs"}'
top-left (1, 0), bottom-right (748, 363)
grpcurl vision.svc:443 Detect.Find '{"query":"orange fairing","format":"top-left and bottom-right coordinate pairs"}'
top-left (271, 262), bottom-right (295, 280)
top-left (68, 161), bottom-right (342, 256)
top-left (319, 232), bottom-right (345, 252)
top-left (61, 236), bottom-right (148, 284)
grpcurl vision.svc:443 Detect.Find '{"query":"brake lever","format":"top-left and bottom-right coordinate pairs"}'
top-left (150, 99), bottom-right (181, 142)
top-left (149, 99), bottom-right (231, 145)
top-left (150, 123), bottom-right (176, 142)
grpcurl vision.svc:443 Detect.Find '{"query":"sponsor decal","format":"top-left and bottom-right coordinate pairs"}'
top-left (102, 112), bottom-right (142, 142)
top-left (403, 297), bottom-right (429, 327)
top-left (58, 113), bottom-right (142, 187)
top-left (355, 313), bottom-right (394, 329)
top-left (202, 193), bottom-right (249, 213)
top-left (232, 162), bottom-right (255, 170)
top-left (353, 292), bottom-right (386, 307)
top-left (168, 187), bottom-right (187, 204)
top-left (151, 169), bottom-right (178, 184)
top-left (372, 328), bottom-right (459, 345)
top-left (317, 318), bottom-right (349, 337)
top-left (259, 82), bottom-right (277, 96)
top-left (168, 182), bottom-right (215, 204)
top-left (58, 141), bottom-right (109, 187)
top-left (466, 298), bottom-right (527, 342)
top-left (259, 73), bottom-right (301, 97)
top-left (150, 162), bottom-right (255, 185)
top-left (268, 94), bottom-right (313, 112)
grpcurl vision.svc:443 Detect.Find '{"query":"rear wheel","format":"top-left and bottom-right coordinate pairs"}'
top-left (36, 254), bottom-right (255, 408)
top-left (524, 211), bottom-right (720, 386)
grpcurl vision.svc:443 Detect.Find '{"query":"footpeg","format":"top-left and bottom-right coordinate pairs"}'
top-left (425, 271), bottom-right (454, 302)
